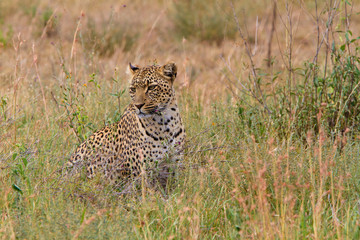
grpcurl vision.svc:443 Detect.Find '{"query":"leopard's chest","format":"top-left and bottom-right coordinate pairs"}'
top-left (135, 109), bottom-right (182, 160)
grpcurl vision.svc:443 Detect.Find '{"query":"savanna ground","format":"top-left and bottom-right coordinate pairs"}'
top-left (1, 0), bottom-right (360, 239)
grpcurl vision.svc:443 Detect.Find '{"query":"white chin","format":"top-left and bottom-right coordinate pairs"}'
top-left (137, 112), bottom-right (152, 118)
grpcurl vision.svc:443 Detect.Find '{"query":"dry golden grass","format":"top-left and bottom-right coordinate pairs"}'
top-left (1, 0), bottom-right (358, 101)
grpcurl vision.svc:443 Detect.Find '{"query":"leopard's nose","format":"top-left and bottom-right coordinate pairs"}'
top-left (135, 103), bottom-right (145, 110)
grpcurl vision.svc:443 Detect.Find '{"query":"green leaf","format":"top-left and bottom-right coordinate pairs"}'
top-left (80, 207), bottom-right (86, 224)
top-left (327, 86), bottom-right (334, 94)
top-left (22, 157), bottom-right (28, 167)
top-left (313, 78), bottom-right (319, 87)
top-left (12, 184), bottom-right (23, 194)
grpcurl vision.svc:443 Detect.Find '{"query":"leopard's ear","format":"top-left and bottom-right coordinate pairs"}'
top-left (160, 62), bottom-right (177, 82)
top-left (128, 63), bottom-right (140, 75)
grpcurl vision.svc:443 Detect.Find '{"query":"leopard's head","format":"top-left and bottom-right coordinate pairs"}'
top-left (128, 62), bottom-right (177, 118)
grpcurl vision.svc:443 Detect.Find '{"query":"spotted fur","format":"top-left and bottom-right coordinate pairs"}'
top-left (67, 62), bottom-right (185, 185)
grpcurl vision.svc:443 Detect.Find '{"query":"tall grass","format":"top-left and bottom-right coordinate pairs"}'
top-left (1, 90), bottom-right (360, 238)
top-left (169, 0), bottom-right (237, 44)
top-left (224, 0), bottom-right (360, 141)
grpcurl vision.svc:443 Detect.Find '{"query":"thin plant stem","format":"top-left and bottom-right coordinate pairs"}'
top-left (267, 1), bottom-right (277, 68)
top-left (12, 33), bottom-right (24, 143)
top-left (32, 43), bottom-right (50, 127)
top-left (230, 2), bottom-right (271, 114)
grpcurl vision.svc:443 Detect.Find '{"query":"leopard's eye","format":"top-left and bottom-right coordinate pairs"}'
top-left (129, 87), bottom-right (136, 93)
top-left (147, 85), bottom-right (157, 91)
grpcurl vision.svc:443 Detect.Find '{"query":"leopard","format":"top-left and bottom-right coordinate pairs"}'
top-left (66, 62), bottom-right (186, 186)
